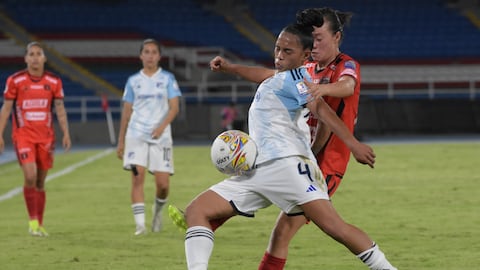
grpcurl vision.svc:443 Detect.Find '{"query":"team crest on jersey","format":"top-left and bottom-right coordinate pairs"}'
top-left (44, 84), bottom-right (51, 91)
top-left (156, 82), bottom-right (164, 88)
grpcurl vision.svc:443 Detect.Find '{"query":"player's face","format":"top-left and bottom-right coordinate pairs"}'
top-left (311, 21), bottom-right (340, 65)
top-left (274, 31), bottom-right (309, 72)
top-left (140, 43), bottom-right (161, 70)
top-left (25, 45), bottom-right (46, 72)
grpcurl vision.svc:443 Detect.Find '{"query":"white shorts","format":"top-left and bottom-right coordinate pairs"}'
top-left (210, 156), bottom-right (329, 216)
top-left (123, 136), bottom-right (174, 174)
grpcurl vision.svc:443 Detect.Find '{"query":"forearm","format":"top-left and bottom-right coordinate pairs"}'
top-left (0, 101), bottom-right (13, 135)
top-left (312, 99), bottom-right (357, 149)
top-left (228, 64), bottom-right (275, 83)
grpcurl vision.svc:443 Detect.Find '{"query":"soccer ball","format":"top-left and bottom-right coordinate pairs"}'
top-left (210, 130), bottom-right (258, 175)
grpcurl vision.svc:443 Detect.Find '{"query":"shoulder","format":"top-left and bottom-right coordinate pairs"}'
top-left (158, 69), bottom-right (176, 80)
top-left (337, 53), bottom-right (359, 69)
top-left (126, 71), bottom-right (142, 82)
top-left (43, 71), bottom-right (62, 84)
top-left (287, 67), bottom-right (309, 82)
top-left (7, 70), bottom-right (28, 83)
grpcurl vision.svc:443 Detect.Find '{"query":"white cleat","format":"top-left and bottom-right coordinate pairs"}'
top-left (134, 226), bottom-right (147, 236)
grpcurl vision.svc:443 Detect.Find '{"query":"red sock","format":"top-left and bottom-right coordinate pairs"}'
top-left (23, 186), bottom-right (38, 220)
top-left (258, 251), bottom-right (286, 270)
top-left (37, 190), bottom-right (46, 226)
top-left (209, 216), bottom-right (231, 231)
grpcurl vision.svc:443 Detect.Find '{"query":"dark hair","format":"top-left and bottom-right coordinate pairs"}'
top-left (296, 7), bottom-right (353, 44)
top-left (140, 38), bottom-right (161, 53)
top-left (281, 23), bottom-right (313, 50)
top-left (25, 41), bottom-right (43, 54)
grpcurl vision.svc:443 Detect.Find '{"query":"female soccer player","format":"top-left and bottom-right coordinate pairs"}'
top-left (0, 41), bottom-right (71, 236)
top-left (181, 23), bottom-right (396, 270)
top-left (117, 39), bottom-right (181, 235)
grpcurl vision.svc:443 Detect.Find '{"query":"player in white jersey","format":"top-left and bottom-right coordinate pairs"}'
top-left (117, 39), bottom-right (181, 235)
top-left (181, 24), bottom-right (397, 270)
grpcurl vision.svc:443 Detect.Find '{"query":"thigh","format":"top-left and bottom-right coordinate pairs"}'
top-left (210, 174), bottom-right (272, 217)
top-left (258, 157), bottom-right (329, 215)
top-left (123, 137), bottom-right (148, 169)
top-left (36, 140), bottom-right (54, 170)
top-left (13, 137), bottom-right (36, 165)
top-left (148, 142), bottom-right (174, 174)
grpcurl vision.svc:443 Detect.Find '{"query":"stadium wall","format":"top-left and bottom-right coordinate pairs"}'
top-left (2, 100), bottom-right (479, 146)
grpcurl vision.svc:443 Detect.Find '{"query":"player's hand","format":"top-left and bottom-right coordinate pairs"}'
top-left (304, 78), bottom-right (326, 101)
top-left (63, 134), bottom-right (71, 152)
top-left (116, 143), bottom-right (124, 160)
top-left (351, 142), bottom-right (376, 168)
top-left (0, 136), bottom-right (4, 154)
top-left (210, 56), bottom-right (229, 72)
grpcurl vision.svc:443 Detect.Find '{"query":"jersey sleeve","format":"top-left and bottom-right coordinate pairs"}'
top-left (53, 78), bottom-right (65, 99)
top-left (122, 77), bottom-right (135, 103)
top-left (339, 60), bottom-right (359, 81)
top-left (3, 76), bottom-right (17, 100)
top-left (291, 68), bottom-right (311, 106)
top-left (167, 73), bottom-right (182, 99)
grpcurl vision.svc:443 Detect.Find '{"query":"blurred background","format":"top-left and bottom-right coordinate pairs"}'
top-left (1, 0), bottom-right (479, 145)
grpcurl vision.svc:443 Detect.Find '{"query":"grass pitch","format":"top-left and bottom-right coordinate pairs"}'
top-left (0, 141), bottom-right (479, 269)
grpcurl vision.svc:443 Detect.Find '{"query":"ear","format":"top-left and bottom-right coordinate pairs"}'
top-left (303, 50), bottom-right (311, 61)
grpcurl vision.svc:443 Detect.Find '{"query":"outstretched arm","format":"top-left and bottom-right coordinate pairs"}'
top-left (307, 98), bottom-right (375, 168)
top-left (210, 56), bottom-right (275, 83)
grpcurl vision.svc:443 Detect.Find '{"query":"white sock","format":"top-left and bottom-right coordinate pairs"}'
top-left (131, 203), bottom-right (145, 228)
top-left (356, 243), bottom-right (397, 270)
top-left (185, 226), bottom-right (214, 270)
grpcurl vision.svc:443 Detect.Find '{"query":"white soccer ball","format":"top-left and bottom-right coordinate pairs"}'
top-left (210, 130), bottom-right (258, 175)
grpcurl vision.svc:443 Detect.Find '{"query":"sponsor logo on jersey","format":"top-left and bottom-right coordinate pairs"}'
top-left (31, 85), bottom-right (44, 90)
top-left (25, 111), bottom-right (47, 121)
top-left (23, 99), bottom-right (48, 109)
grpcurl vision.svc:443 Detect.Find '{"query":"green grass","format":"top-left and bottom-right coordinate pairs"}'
top-left (1, 142), bottom-right (479, 269)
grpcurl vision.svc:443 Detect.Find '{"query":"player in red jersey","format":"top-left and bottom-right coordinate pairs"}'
top-left (257, 8), bottom-right (364, 269)
top-left (0, 41), bottom-right (71, 236)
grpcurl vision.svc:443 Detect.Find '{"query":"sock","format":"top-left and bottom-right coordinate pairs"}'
top-left (258, 251), bottom-right (286, 270)
top-left (356, 243), bottom-right (397, 270)
top-left (185, 226), bottom-right (214, 270)
top-left (23, 186), bottom-right (38, 220)
top-left (131, 203), bottom-right (145, 228)
top-left (37, 190), bottom-right (46, 226)
top-left (209, 216), bottom-right (231, 231)
top-left (154, 197), bottom-right (167, 214)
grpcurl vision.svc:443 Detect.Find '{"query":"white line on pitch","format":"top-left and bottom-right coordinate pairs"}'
top-left (0, 148), bottom-right (114, 203)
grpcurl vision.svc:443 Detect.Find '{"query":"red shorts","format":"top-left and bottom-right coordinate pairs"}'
top-left (324, 173), bottom-right (343, 197)
top-left (13, 137), bottom-right (55, 170)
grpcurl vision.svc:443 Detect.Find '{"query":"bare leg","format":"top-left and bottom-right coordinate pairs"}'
top-left (267, 212), bottom-right (307, 258)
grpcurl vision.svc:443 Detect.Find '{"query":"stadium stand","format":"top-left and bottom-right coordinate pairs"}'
top-left (0, 0), bottom-right (479, 139)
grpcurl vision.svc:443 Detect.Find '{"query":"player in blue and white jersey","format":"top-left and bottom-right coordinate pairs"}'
top-left (179, 24), bottom-right (397, 270)
top-left (117, 39), bottom-right (181, 235)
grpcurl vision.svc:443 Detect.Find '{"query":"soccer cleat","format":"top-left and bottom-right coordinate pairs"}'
top-left (39, 226), bottom-right (49, 237)
top-left (151, 204), bottom-right (163, 232)
top-left (168, 205), bottom-right (187, 232)
top-left (134, 225), bottom-right (147, 236)
top-left (28, 220), bottom-right (41, 236)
